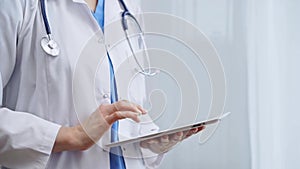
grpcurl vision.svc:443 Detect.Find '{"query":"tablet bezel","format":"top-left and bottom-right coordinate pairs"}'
top-left (105, 116), bottom-right (221, 148)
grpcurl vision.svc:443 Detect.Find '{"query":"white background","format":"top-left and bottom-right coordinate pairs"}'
top-left (139, 0), bottom-right (300, 169)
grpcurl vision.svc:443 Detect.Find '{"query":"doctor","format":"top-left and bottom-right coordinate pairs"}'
top-left (0, 0), bottom-right (204, 169)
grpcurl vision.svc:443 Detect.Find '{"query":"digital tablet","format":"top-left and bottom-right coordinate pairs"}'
top-left (105, 112), bottom-right (231, 148)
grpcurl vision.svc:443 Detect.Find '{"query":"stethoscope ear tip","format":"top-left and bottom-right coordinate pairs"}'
top-left (135, 68), bottom-right (160, 77)
top-left (151, 69), bottom-right (160, 76)
top-left (145, 69), bottom-right (160, 77)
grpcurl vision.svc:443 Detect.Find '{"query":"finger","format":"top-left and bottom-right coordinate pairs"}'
top-left (148, 142), bottom-right (166, 154)
top-left (171, 132), bottom-right (183, 143)
top-left (146, 139), bottom-right (159, 144)
top-left (136, 104), bottom-right (147, 115)
top-left (182, 130), bottom-right (191, 138)
top-left (184, 128), bottom-right (198, 138)
top-left (116, 111), bottom-right (140, 122)
top-left (113, 101), bottom-right (143, 116)
top-left (102, 101), bottom-right (145, 117)
top-left (192, 126), bottom-right (205, 135)
top-left (105, 111), bottom-right (140, 124)
top-left (140, 141), bottom-right (149, 149)
top-left (184, 126), bottom-right (206, 139)
top-left (127, 102), bottom-right (144, 116)
top-left (98, 104), bottom-right (112, 116)
top-left (160, 135), bottom-right (169, 146)
top-left (145, 138), bottom-right (173, 154)
top-left (197, 126), bottom-right (205, 132)
top-left (122, 101), bottom-right (147, 115)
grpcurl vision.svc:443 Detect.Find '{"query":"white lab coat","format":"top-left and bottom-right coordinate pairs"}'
top-left (0, 0), bottom-right (163, 168)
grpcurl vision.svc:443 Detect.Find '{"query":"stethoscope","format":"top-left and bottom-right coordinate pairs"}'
top-left (40, 0), bottom-right (159, 77)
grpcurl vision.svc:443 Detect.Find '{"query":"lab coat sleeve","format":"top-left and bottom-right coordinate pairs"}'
top-left (0, 108), bottom-right (61, 169)
top-left (0, 1), bottom-right (61, 168)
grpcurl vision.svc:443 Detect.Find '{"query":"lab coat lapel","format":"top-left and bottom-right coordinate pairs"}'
top-left (104, 0), bottom-right (122, 27)
top-left (104, 0), bottom-right (139, 143)
top-left (104, 0), bottom-right (126, 71)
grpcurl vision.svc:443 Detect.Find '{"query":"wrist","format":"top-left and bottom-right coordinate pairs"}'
top-left (53, 126), bottom-right (93, 153)
top-left (53, 127), bottom-right (74, 153)
top-left (72, 125), bottom-right (94, 151)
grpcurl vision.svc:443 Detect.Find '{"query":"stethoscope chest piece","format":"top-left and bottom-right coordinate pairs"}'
top-left (41, 36), bottom-right (60, 56)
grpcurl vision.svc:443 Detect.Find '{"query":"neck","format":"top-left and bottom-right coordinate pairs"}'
top-left (84, 0), bottom-right (98, 12)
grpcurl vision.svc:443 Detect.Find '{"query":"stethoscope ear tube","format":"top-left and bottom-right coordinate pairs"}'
top-left (121, 11), bottom-right (143, 33)
top-left (120, 2), bottom-right (159, 77)
top-left (121, 11), bottom-right (129, 30)
top-left (118, 0), bottom-right (129, 12)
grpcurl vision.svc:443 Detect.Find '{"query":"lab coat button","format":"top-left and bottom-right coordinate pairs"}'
top-left (103, 94), bottom-right (109, 99)
top-left (98, 38), bottom-right (104, 44)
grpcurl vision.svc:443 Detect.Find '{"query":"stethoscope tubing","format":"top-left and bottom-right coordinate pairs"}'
top-left (40, 0), bottom-right (51, 35)
top-left (40, 0), bottom-right (158, 76)
top-left (118, 0), bottom-right (129, 12)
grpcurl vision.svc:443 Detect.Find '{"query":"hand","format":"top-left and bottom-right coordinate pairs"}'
top-left (53, 100), bottom-right (147, 152)
top-left (140, 126), bottom-right (205, 154)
